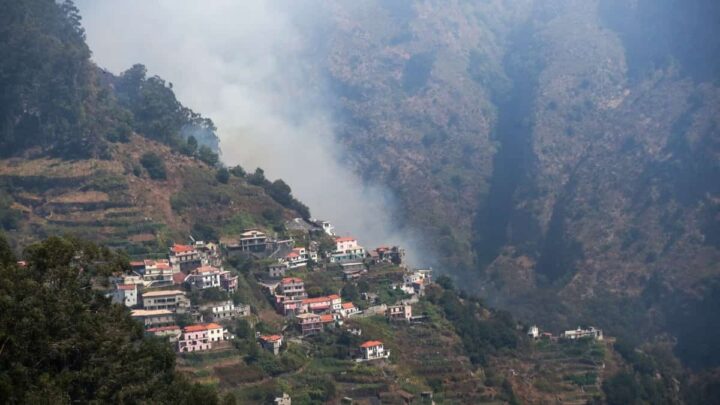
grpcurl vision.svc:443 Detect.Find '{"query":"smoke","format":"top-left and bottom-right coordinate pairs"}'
top-left (76, 0), bottom-right (427, 266)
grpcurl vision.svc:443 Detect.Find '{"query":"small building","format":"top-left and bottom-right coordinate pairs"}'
top-left (219, 270), bottom-right (238, 292)
top-left (341, 262), bottom-right (366, 280)
top-left (131, 309), bottom-right (175, 329)
top-left (259, 334), bottom-right (283, 355)
top-left (268, 262), bottom-right (288, 278)
top-left (281, 247), bottom-right (310, 269)
top-left (197, 300), bottom-right (250, 322)
top-left (357, 340), bottom-right (389, 362)
top-left (274, 392), bottom-right (291, 405)
top-left (561, 326), bottom-right (603, 341)
top-left (169, 244), bottom-right (201, 272)
top-left (278, 277), bottom-right (307, 299)
top-left (339, 302), bottom-right (359, 318)
top-left (371, 246), bottom-right (406, 265)
top-left (387, 304), bottom-right (412, 322)
top-left (141, 290), bottom-right (190, 313)
top-left (528, 325), bottom-right (540, 339)
top-left (314, 219), bottom-right (335, 236)
top-left (111, 283), bottom-right (138, 307)
top-left (146, 325), bottom-right (182, 342)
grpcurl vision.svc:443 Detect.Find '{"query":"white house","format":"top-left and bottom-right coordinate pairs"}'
top-left (357, 340), bottom-right (390, 362)
top-left (528, 325), bottom-right (540, 339)
top-left (561, 326), bottom-right (603, 341)
top-left (184, 266), bottom-right (222, 290)
top-left (111, 284), bottom-right (138, 307)
top-left (330, 237), bottom-right (366, 263)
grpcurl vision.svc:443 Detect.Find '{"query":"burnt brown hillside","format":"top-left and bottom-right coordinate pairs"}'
top-left (311, 0), bottom-right (720, 369)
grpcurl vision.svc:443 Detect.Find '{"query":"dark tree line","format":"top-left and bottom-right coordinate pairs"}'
top-left (0, 234), bottom-right (220, 403)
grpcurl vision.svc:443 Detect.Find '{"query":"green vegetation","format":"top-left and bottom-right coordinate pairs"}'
top-left (140, 152), bottom-right (167, 180)
top-left (0, 234), bottom-right (218, 403)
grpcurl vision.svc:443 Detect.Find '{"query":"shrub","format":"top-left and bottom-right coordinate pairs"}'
top-left (139, 152), bottom-right (167, 180)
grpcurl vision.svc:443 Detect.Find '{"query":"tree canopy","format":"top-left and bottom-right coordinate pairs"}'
top-left (0, 234), bottom-right (218, 403)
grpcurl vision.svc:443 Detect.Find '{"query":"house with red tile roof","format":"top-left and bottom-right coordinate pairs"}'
top-left (258, 334), bottom-right (283, 355)
top-left (277, 277), bottom-right (306, 299)
top-left (110, 283), bottom-right (138, 307)
top-left (302, 294), bottom-right (342, 313)
top-left (169, 244), bottom-right (201, 272)
top-left (330, 236), bottom-right (366, 263)
top-left (177, 323), bottom-right (230, 352)
top-left (358, 340), bottom-right (390, 362)
top-left (339, 302), bottom-right (359, 318)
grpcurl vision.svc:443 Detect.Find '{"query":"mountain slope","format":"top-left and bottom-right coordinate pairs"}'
top-left (313, 0), bottom-right (720, 368)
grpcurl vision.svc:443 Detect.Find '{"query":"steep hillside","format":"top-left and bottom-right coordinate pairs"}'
top-left (0, 134), bottom-right (300, 256)
top-left (313, 0), bottom-right (720, 369)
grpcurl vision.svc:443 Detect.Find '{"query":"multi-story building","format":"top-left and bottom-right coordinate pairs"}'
top-left (358, 341), bottom-right (390, 362)
top-left (169, 244), bottom-right (201, 272)
top-left (197, 300), bottom-right (250, 322)
top-left (141, 290), bottom-right (190, 312)
top-left (278, 277), bottom-right (306, 299)
top-left (387, 304), bottom-right (412, 322)
top-left (302, 294), bottom-right (342, 313)
top-left (330, 237), bottom-right (366, 263)
top-left (177, 323), bottom-right (229, 353)
top-left (142, 259), bottom-right (176, 286)
top-left (268, 262), bottom-right (288, 278)
top-left (238, 229), bottom-right (268, 252)
top-left (130, 309), bottom-right (175, 329)
top-left (184, 266), bottom-right (222, 290)
top-left (111, 283), bottom-right (138, 307)
top-left (258, 334), bottom-right (283, 355)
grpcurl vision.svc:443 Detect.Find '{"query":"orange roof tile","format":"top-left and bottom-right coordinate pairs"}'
top-left (342, 302), bottom-right (355, 309)
top-left (117, 284), bottom-right (136, 290)
top-left (335, 237), bottom-right (356, 243)
top-left (183, 324), bottom-right (209, 333)
top-left (260, 334), bottom-right (282, 342)
top-left (320, 314), bottom-right (334, 323)
top-left (302, 294), bottom-right (340, 305)
top-left (281, 277), bottom-right (303, 284)
top-left (360, 340), bottom-right (383, 348)
top-left (171, 244), bottom-right (195, 253)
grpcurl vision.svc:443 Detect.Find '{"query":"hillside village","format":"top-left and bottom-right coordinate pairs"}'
top-left (102, 214), bottom-right (614, 404)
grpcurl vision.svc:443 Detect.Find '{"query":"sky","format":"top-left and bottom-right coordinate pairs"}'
top-left (76, 0), bottom-right (426, 265)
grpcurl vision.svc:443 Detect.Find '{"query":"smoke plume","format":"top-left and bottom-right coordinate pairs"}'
top-left (76, 0), bottom-right (427, 266)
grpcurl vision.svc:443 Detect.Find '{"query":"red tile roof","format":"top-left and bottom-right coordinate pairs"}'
top-left (302, 294), bottom-right (340, 305)
top-left (285, 252), bottom-right (300, 258)
top-left (173, 272), bottom-right (187, 285)
top-left (117, 284), bottom-right (136, 290)
top-left (281, 277), bottom-right (303, 284)
top-left (320, 314), bottom-right (334, 323)
top-left (360, 340), bottom-right (383, 348)
top-left (342, 302), bottom-right (355, 309)
top-left (335, 237), bottom-right (356, 243)
top-left (130, 261), bottom-right (145, 267)
top-left (183, 324), bottom-right (209, 333)
top-left (260, 334), bottom-right (282, 342)
top-left (195, 265), bottom-right (220, 274)
top-left (171, 244), bottom-right (195, 253)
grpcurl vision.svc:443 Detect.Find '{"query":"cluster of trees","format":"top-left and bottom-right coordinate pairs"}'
top-left (245, 168), bottom-right (311, 220)
top-left (113, 64), bottom-right (220, 164)
top-left (0, 234), bottom-right (221, 403)
top-left (0, 0), bottom-right (130, 158)
top-left (0, 0), bottom-right (221, 162)
top-left (426, 277), bottom-right (518, 366)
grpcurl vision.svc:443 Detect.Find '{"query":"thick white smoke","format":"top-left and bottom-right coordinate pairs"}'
top-left (77, 0), bottom-right (425, 265)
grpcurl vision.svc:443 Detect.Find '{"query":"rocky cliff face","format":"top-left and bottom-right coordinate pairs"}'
top-left (308, 0), bottom-right (720, 366)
